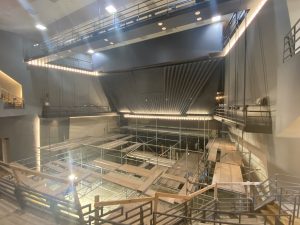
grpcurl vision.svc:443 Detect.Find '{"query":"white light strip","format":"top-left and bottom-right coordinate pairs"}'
top-left (124, 114), bottom-right (213, 121)
top-left (27, 60), bottom-right (100, 76)
top-left (222, 0), bottom-right (268, 56)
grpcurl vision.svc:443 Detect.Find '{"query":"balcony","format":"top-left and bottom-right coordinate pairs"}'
top-left (214, 105), bottom-right (272, 133)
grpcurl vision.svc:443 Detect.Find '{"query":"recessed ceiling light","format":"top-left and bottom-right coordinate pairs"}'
top-left (110, 42), bottom-right (114, 45)
top-left (105, 5), bottom-right (117, 14)
top-left (212, 15), bottom-right (221, 22)
top-left (87, 49), bottom-right (94, 54)
top-left (195, 11), bottom-right (201, 16)
top-left (158, 22), bottom-right (163, 26)
top-left (35, 24), bottom-right (47, 31)
top-left (104, 38), bottom-right (109, 42)
top-left (197, 17), bottom-right (202, 21)
top-left (162, 27), bottom-right (167, 31)
top-left (33, 43), bottom-right (39, 47)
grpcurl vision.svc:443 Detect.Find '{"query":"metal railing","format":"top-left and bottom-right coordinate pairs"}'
top-left (253, 174), bottom-right (300, 225)
top-left (215, 105), bottom-right (272, 128)
top-left (42, 105), bottom-right (110, 118)
top-left (0, 88), bottom-right (24, 109)
top-left (283, 18), bottom-right (300, 62)
top-left (29, 0), bottom-right (198, 56)
top-left (223, 10), bottom-right (247, 47)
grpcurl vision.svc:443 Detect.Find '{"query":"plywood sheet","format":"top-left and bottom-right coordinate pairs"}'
top-left (212, 162), bottom-right (245, 194)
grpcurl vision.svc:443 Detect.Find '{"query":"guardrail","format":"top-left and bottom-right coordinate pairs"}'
top-left (42, 105), bottom-right (110, 118)
top-left (0, 161), bottom-right (84, 224)
top-left (215, 105), bottom-right (272, 128)
top-left (30, 0), bottom-right (197, 55)
top-left (283, 18), bottom-right (300, 62)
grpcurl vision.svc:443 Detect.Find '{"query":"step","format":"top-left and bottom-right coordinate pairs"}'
top-left (254, 196), bottom-right (276, 211)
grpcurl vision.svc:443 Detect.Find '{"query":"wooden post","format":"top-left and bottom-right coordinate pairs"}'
top-left (214, 184), bottom-right (218, 200)
top-left (95, 195), bottom-right (100, 225)
top-left (153, 194), bottom-right (159, 225)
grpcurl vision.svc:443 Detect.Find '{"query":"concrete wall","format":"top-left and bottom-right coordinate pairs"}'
top-left (69, 116), bottom-right (119, 139)
top-left (0, 30), bottom-right (110, 161)
top-left (0, 115), bottom-right (39, 162)
top-left (224, 0), bottom-right (300, 177)
top-left (287, 0), bottom-right (300, 26)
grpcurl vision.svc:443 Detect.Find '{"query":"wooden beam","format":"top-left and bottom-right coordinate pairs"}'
top-left (10, 164), bottom-right (70, 184)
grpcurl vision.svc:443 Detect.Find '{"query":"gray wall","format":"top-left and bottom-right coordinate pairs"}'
top-left (0, 30), bottom-right (110, 161)
top-left (224, 0), bottom-right (300, 177)
top-left (69, 116), bottom-right (119, 139)
top-left (92, 23), bottom-right (223, 72)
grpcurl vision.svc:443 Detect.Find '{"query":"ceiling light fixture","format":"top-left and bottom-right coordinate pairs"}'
top-left (212, 15), bottom-right (221, 22)
top-left (33, 43), bottom-right (39, 47)
top-left (110, 42), bottom-right (114, 45)
top-left (105, 5), bottom-right (117, 14)
top-left (195, 11), bottom-right (201, 16)
top-left (104, 38), bottom-right (109, 42)
top-left (197, 17), bottom-right (202, 21)
top-left (35, 24), bottom-right (47, 31)
top-left (162, 27), bottom-right (167, 31)
top-left (158, 22), bottom-right (163, 26)
top-left (87, 49), bottom-right (95, 54)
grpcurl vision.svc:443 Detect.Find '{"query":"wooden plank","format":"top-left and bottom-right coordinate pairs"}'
top-left (208, 147), bottom-right (218, 162)
top-left (121, 143), bottom-right (142, 153)
top-left (161, 173), bottom-right (186, 183)
top-left (138, 169), bottom-right (164, 192)
top-left (220, 151), bottom-right (242, 165)
top-left (212, 162), bottom-right (245, 194)
top-left (118, 164), bottom-right (152, 177)
top-left (101, 172), bottom-right (143, 190)
top-left (93, 159), bottom-right (121, 171)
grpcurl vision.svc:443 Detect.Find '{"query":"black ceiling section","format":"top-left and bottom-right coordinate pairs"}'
top-left (100, 57), bottom-right (223, 115)
top-left (92, 23), bottom-right (223, 72)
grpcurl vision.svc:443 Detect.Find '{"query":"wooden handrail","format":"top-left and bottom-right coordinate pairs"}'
top-left (94, 181), bottom-right (261, 208)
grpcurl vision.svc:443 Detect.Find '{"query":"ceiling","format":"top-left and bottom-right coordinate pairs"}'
top-left (0, 0), bottom-right (144, 39)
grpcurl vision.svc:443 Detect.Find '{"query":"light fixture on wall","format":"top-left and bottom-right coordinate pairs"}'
top-left (197, 17), bottom-right (202, 21)
top-left (104, 38), bottom-right (109, 42)
top-left (212, 15), bottom-right (221, 22)
top-left (162, 27), bottom-right (167, 31)
top-left (123, 114), bottom-right (212, 121)
top-left (195, 11), bottom-right (201, 16)
top-left (35, 24), bottom-right (47, 31)
top-left (105, 5), bottom-right (117, 14)
top-left (87, 49), bottom-right (95, 54)
top-left (158, 22), bottom-right (163, 26)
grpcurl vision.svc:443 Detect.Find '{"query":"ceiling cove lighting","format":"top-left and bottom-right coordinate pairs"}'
top-left (105, 5), bottom-right (117, 14)
top-left (211, 15), bottom-right (221, 22)
top-left (87, 49), bottom-right (95, 54)
top-left (223, 0), bottom-right (268, 56)
top-left (27, 60), bottom-right (99, 76)
top-left (123, 114), bottom-right (213, 121)
top-left (35, 24), bottom-right (47, 31)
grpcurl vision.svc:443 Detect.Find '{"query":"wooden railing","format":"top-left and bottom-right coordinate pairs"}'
top-left (92, 182), bottom-right (260, 225)
top-left (0, 161), bottom-right (84, 224)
